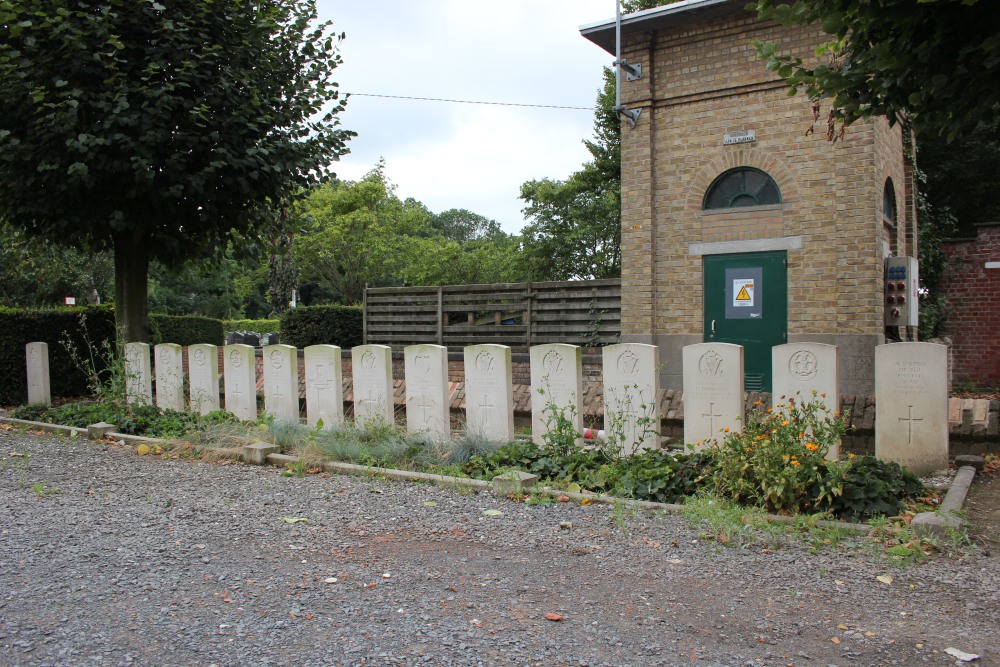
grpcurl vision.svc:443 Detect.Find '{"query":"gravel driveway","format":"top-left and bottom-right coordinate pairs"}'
top-left (1, 430), bottom-right (998, 667)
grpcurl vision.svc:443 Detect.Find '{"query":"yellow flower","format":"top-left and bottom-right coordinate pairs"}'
top-left (781, 420), bottom-right (789, 427)
top-left (848, 452), bottom-right (856, 459)
top-left (766, 408), bottom-right (773, 413)
top-left (723, 427), bottom-right (730, 433)
top-left (790, 459), bottom-right (801, 467)
top-left (805, 442), bottom-right (818, 452)
top-left (756, 434), bottom-right (766, 441)
top-left (754, 400), bottom-right (763, 406)
top-left (820, 392), bottom-right (827, 398)
top-left (771, 428), bottom-right (777, 434)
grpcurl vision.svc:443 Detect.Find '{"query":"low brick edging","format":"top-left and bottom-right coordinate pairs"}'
top-left (911, 455), bottom-right (985, 537)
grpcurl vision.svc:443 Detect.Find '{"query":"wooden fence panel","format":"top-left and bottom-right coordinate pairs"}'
top-left (364, 279), bottom-right (621, 351)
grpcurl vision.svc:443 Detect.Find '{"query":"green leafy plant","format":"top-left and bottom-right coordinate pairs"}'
top-left (829, 456), bottom-right (925, 521)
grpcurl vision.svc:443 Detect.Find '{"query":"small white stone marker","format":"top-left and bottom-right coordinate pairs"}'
top-left (464, 344), bottom-right (515, 442)
top-left (529, 344), bottom-right (584, 446)
top-left (25, 342), bottom-right (51, 406)
top-left (404, 344), bottom-right (450, 440)
top-left (188, 344), bottom-right (220, 415)
top-left (304, 345), bottom-right (344, 429)
top-left (602, 343), bottom-right (661, 455)
top-left (772, 342), bottom-right (840, 458)
top-left (682, 343), bottom-right (744, 449)
top-left (154, 343), bottom-right (185, 412)
top-left (224, 344), bottom-right (257, 422)
top-left (263, 344), bottom-right (299, 424)
top-left (351, 344), bottom-right (394, 427)
top-left (874, 342), bottom-right (949, 475)
top-left (124, 342), bottom-right (153, 406)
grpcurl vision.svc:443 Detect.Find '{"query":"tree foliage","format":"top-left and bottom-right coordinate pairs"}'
top-left (752, 0), bottom-right (1000, 140)
top-left (0, 0), bottom-right (352, 340)
top-left (519, 67), bottom-right (621, 281)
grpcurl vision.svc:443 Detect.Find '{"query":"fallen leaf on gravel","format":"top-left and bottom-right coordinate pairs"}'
top-left (8, 451), bottom-right (23, 457)
top-left (324, 577), bottom-right (338, 584)
top-left (830, 637), bottom-right (841, 645)
top-left (544, 613), bottom-right (564, 622)
top-left (834, 580), bottom-right (846, 586)
top-left (280, 517), bottom-right (309, 524)
top-left (135, 444), bottom-right (151, 455)
top-left (945, 648), bottom-right (980, 662)
top-left (864, 631), bottom-right (876, 637)
top-left (423, 501), bottom-right (438, 507)
top-left (483, 509), bottom-right (503, 517)
top-left (557, 495), bottom-right (570, 503)
top-left (876, 575), bottom-right (894, 585)
top-left (579, 497), bottom-right (592, 506)
top-left (837, 624), bottom-right (850, 630)
top-left (566, 483), bottom-right (581, 493)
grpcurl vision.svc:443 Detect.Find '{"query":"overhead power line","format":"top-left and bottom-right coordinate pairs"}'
top-left (345, 92), bottom-right (591, 111)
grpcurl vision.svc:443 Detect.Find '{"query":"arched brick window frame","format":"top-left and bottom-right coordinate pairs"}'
top-left (685, 153), bottom-right (799, 212)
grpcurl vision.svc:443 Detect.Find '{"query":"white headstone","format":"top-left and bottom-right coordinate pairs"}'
top-left (224, 344), bottom-right (257, 422)
top-left (682, 343), bottom-right (744, 448)
top-left (602, 343), bottom-right (661, 455)
top-left (25, 342), bottom-right (51, 406)
top-left (351, 345), bottom-right (394, 427)
top-left (304, 345), bottom-right (344, 429)
top-left (124, 342), bottom-right (153, 406)
top-left (529, 344), bottom-right (584, 446)
top-left (464, 344), bottom-right (515, 442)
top-left (263, 344), bottom-right (299, 424)
top-left (404, 345), bottom-right (450, 440)
top-left (875, 342), bottom-right (949, 475)
top-left (188, 344), bottom-right (220, 415)
top-left (154, 343), bottom-right (185, 412)
top-left (772, 342), bottom-right (840, 458)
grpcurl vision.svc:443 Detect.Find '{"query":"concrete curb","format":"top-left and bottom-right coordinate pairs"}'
top-left (911, 456), bottom-right (985, 538)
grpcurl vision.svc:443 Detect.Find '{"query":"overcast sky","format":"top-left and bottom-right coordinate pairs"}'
top-left (315, 1), bottom-right (616, 233)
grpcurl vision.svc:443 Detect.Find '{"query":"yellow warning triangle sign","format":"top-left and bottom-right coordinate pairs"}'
top-left (735, 285), bottom-right (752, 302)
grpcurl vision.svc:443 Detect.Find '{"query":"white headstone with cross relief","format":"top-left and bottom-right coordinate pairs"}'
top-left (404, 344), bottom-right (450, 440)
top-left (351, 344), bottom-right (393, 428)
top-left (25, 342), bottom-right (51, 406)
top-left (124, 342), bottom-right (153, 406)
top-left (304, 345), bottom-right (343, 429)
top-left (188, 344), bottom-right (220, 415)
top-left (530, 344), bottom-right (584, 446)
top-left (263, 344), bottom-right (299, 424)
top-left (875, 342), bottom-right (948, 475)
top-left (224, 344), bottom-right (257, 422)
top-left (772, 342), bottom-right (840, 458)
top-left (603, 343), bottom-right (661, 455)
top-left (682, 343), bottom-right (744, 449)
top-left (464, 344), bottom-right (514, 442)
top-left (154, 343), bottom-right (185, 412)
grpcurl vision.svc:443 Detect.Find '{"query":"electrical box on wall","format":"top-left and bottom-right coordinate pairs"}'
top-left (884, 256), bottom-right (919, 327)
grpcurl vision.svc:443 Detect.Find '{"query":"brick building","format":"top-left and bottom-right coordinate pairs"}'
top-left (940, 224), bottom-right (1000, 387)
top-left (581, 0), bottom-right (916, 395)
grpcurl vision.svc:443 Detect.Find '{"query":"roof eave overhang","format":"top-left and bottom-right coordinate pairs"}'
top-left (580, 0), bottom-right (748, 54)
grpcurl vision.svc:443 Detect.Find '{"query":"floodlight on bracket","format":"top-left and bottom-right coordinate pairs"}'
top-left (613, 0), bottom-right (642, 129)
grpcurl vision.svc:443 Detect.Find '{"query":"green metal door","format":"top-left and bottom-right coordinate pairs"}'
top-left (703, 251), bottom-right (787, 392)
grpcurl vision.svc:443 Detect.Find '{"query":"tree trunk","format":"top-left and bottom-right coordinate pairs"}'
top-left (113, 232), bottom-right (150, 343)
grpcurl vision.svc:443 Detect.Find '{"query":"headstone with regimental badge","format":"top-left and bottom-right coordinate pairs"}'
top-left (351, 345), bottom-right (393, 428)
top-left (188, 343), bottom-right (220, 415)
top-left (304, 345), bottom-right (343, 429)
top-left (404, 344), bottom-right (450, 440)
top-left (772, 342), bottom-right (840, 458)
top-left (263, 344), bottom-right (299, 424)
top-left (874, 342), bottom-right (948, 475)
top-left (529, 344), bottom-right (584, 446)
top-left (124, 342), bottom-right (153, 406)
top-left (154, 343), bottom-right (185, 412)
top-left (25, 342), bottom-right (51, 406)
top-left (602, 343), bottom-right (661, 455)
top-left (464, 344), bottom-right (515, 442)
top-left (224, 343), bottom-right (257, 422)
top-left (682, 343), bottom-right (744, 449)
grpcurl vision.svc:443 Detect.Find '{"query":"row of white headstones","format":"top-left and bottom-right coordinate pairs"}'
top-left (23, 340), bottom-right (948, 474)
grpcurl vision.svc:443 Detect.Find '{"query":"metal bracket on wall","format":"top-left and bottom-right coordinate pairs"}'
top-left (614, 59), bottom-right (642, 82)
top-left (615, 104), bottom-right (641, 128)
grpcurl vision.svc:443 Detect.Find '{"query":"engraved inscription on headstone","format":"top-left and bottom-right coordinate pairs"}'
top-left (154, 343), bottom-right (185, 412)
top-left (530, 344), bottom-right (583, 446)
top-left (25, 342), bottom-right (51, 406)
top-left (188, 344), bottom-right (220, 415)
top-left (263, 344), bottom-right (299, 424)
top-left (224, 344), bottom-right (257, 422)
top-left (352, 345), bottom-right (393, 428)
top-left (404, 345), bottom-right (449, 440)
top-left (124, 342), bottom-right (153, 406)
top-left (603, 344), bottom-right (660, 455)
top-left (464, 344), bottom-right (514, 442)
top-left (682, 343), bottom-right (744, 449)
top-left (772, 343), bottom-right (840, 458)
top-left (304, 345), bottom-right (343, 429)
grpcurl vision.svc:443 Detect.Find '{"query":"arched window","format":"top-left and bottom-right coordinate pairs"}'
top-left (703, 167), bottom-right (782, 210)
top-left (882, 178), bottom-right (897, 224)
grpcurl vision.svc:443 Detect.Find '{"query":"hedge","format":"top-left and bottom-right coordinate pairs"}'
top-left (222, 318), bottom-right (280, 334)
top-left (149, 314), bottom-right (225, 346)
top-left (0, 306), bottom-right (117, 406)
top-left (280, 305), bottom-right (363, 349)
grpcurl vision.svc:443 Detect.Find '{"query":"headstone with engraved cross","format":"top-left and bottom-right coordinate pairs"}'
top-left (772, 342), bottom-right (840, 459)
top-left (351, 344), bottom-right (393, 428)
top-left (530, 344), bottom-right (584, 446)
top-left (263, 344), bottom-right (299, 424)
top-left (25, 342), bottom-right (51, 406)
top-left (124, 342), bottom-right (153, 406)
top-left (224, 343), bottom-right (257, 422)
top-left (874, 342), bottom-right (948, 475)
top-left (154, 343), bottom-right (185, 412)
top-left (602, 343), bottom-right (660, 455)
top-left (682, 343), bottom-right (744, 449)
top-left (464, 344), bottom-right (514, 442)
top-left (404, 344), bottom-right (450, 440)
top-left (188, 343), bottom-right (220, 416)
top-left (304, 345), bottom-right (343, 429)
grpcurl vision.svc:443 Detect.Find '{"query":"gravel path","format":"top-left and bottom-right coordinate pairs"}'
top-left (1, 430), bottom-right (998, 667)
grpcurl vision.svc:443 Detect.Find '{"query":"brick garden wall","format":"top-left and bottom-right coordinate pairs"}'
top-left (941, 224), bottom-right (1000, 387)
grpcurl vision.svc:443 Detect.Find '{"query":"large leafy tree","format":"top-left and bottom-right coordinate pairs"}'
top-left (519, 67), bottom-right (621, 281)
top-left (0, 0), bottom-right (352, 341)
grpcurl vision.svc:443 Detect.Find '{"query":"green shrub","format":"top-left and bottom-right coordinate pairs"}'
top-left (615, 450), bottom-right (715, 503)
top-left (0, 306), bottom-right (116, 405)
top-left (223, 318), bottom-right (280, 334)
top-left (280, 305), bottom-right (363, 348)
top-left (829, 456), bottom-right (925, 521)
top-left (149, 314), bottom-right (224, 346)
